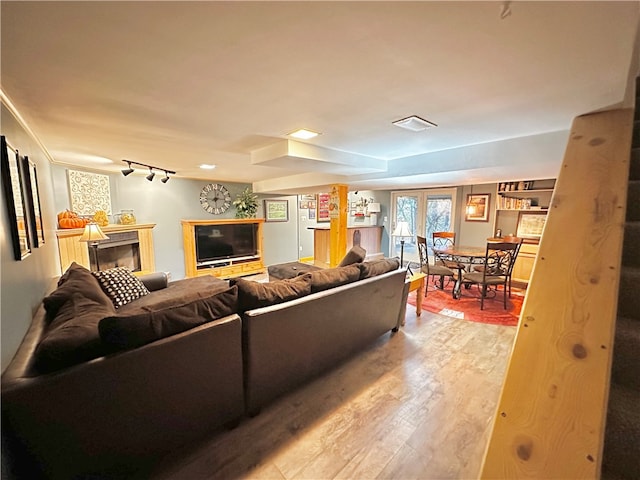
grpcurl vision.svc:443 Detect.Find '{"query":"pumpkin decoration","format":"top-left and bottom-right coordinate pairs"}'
top-left (57, 210), bottom-right (91, 229)
top-left (92, 210), bottom-right (109, 227)
top-left (58, 210), bottom-right (89, 228)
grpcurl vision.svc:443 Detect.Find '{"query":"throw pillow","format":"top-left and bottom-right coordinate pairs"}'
top-left (234, 274), bottom-right (311, 312)
top-left (43, 262), bottom-right (113, 318)
top-left (337, 245), bottom-right (367, 267)
top-left (92, 267), bottom-right (150, 309)
top-left (35, 292), bottom-right (116, 373)
top-left (99, 285), bottom-right (238, 351)
top-left (359, 258), bottom-right (400, 279)
top-left (309, 264), bottom-right (361, 293)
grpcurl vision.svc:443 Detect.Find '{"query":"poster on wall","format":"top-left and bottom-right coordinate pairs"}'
top-left (317, 193), bottom-right (330, 222)
top-left (328, 186), bottom-right (340, 219)
top-left (68, 170), bottom-right (112, 215)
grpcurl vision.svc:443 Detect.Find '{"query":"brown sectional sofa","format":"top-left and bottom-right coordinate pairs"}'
top-left (1, 256), bottom-right (406, 479)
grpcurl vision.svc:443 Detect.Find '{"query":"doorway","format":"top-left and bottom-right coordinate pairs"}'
top-left (390, 188), bottom-right (458, 266)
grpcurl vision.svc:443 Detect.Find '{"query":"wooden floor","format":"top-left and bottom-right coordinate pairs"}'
top-left (150, 301), bottom-right (517, 480)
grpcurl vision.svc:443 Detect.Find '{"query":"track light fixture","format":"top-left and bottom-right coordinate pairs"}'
top-left (121, 161), bottom-right (134, 176)
top-left (121, 160), bottom-right (176, 183)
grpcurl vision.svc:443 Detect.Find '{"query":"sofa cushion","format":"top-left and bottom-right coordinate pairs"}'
top-left (117, 275), bottom-right (229, 316)
top-left (233, 275), bottom-right (311, 312)
top-left (337, 245), bottom-right (367, 267)
top-left (99, 285), bottom-right (238, 351)
top-left (309, 264), bottom-right (361, 293)
top-left (43, 262), bottom-right (113, 318)
top-left (35, 292), bottom-right (117, 373)
top-left (92, 267), bottom-right (150, 309)
top-left (359, 258), bottom-right (400, 279)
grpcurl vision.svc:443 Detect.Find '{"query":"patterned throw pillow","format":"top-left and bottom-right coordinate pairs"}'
top-left (92, 267), bottom-right (150, 308)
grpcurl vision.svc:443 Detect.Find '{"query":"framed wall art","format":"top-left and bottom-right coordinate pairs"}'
top-left (22, 156), bottom-right (45, 247)
top-left (516, 211), bottom-right (547, 240)
top-left (317, 193), bottom-right (330, 222)
top-left (1, 136), bottom-right (31, 260)
top-left (465, 193), bottom-right (491, 222)
top-left (68, 169), bottom-right (112, 215)
top-left (264, 199), bottom-right (289, 222)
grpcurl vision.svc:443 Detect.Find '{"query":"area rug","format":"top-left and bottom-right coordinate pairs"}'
top-left (407, 285), bottom-right (524, 326)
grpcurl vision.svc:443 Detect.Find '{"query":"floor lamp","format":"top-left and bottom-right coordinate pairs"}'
top-left (392, 221), bottom-right (413, 274)
top-left (79, 223), bottom-right (109, 271)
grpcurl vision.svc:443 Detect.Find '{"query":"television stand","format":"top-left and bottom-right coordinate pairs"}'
top-left (182, 219), bottom-right (265, 279)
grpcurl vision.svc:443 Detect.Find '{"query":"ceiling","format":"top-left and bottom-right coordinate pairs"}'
top-left (1, 1), bottom-right (638, 193)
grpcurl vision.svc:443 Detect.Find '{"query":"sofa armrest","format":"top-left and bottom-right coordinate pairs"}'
top-left (138, 272), bottom-right (168, 291)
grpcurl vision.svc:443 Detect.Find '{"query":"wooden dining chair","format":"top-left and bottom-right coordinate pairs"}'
top-left (417, 235), bottom-right (459, 294)
top-left (461, 241), bottom-right (520, 310)
top-left (432, 231), bottom-right (463, 270)
top-left (473, 235), bottom-right (523, 297)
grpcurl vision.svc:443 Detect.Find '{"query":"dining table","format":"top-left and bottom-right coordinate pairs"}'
top-left (432, 245), bottom-right (488, 299)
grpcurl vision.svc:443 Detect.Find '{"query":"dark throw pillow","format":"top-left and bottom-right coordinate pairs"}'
top-left (35, 293), bottom-right (116, 373)
top-left (359, 258), bottom-right (400, 279)
top-left (234, 275), bottom-right (311, 312)
top-left (309, 264), bottom-right (361, 293)
top-left (99, 285), bottom-right (238, 351)
top-left (92, 267), bottom-right (150, 309)
top-left (337, 245), bottom-right (367, 267)
top-left (43, 262), bottom-right (113, 318)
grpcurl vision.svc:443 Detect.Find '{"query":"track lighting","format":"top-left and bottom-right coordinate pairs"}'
top-left (121, 161), bottom-right (134, 176)
top-left (121, 160), bottom-right (175, 184)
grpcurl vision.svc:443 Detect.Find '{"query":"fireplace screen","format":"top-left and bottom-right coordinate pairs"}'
top-left (90, 231), bottom-right (141, 272)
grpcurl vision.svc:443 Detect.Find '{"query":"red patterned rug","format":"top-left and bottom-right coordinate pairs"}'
top-left (407, 284), bottom-right (524, 327)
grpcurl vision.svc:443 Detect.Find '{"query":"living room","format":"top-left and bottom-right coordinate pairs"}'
top-left (1, 2), bottom-right (639, 479)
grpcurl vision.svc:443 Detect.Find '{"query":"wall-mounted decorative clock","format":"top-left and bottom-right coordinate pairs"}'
top-left (200, 183), bottom-right (231, 215)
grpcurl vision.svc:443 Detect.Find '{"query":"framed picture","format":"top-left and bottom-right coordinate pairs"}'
top-left (308, 208), bottom-right (316, 220)
top-left (299, 201), bottom-right (309, 209)
top-left (300, 194), bottom-right (316, 202)
top-left (317, 193), bottom-right (330, 222)
top-left (22, 157), bottom-right (45, 247)
top-left (1, 136), bottom-right (31, 260)
top-left (264, 199), bottom-right (289, 222)
top-left (465, 193), bottom-right (491, 222)
top-left (517, 211), bottom-right (547, 239)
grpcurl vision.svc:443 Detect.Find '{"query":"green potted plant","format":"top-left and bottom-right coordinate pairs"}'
top-left (233, 187), bottom-right (258, 218)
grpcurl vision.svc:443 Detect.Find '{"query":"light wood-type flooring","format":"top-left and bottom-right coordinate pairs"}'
top-left (150, 301), bottom-right (517, 480)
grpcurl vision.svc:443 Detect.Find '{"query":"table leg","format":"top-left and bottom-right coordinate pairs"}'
top-left (415, 276), bottom-right (424, 316)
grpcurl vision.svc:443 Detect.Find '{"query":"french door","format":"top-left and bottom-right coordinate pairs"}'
top-left (390, 188), bottom-right (458, 266)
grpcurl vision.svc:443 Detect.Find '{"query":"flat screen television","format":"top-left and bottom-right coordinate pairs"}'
top-left (195, 223), bottom-right (258, 265)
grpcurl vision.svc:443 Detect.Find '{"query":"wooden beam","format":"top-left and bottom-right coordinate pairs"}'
top-left (329, 184), bottom-right (348, 267)
top-left (480, 109), bottom-right (634, 479)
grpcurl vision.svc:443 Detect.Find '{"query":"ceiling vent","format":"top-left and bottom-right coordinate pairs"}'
top-left (392, 115), bottom-right (437, 132)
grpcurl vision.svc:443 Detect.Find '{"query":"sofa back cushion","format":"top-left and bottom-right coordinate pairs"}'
top-left (309, 264), bottom-right (361, 293)
top-left (43, 262), bottom-right (113, 318)
top-left (99, 285), bottom-right (238, 351)
top-left (233, 275), bottom-right (311, 312)
top-left (35, 292), bottom-right (117, 373)
top-left (337, 245), bottom-right (367, 267)
top-left (359, 258), bottom-right (400, 279)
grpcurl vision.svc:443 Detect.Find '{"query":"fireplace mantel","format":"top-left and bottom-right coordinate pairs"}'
top-left (56, 223), bottom-right (156, 274)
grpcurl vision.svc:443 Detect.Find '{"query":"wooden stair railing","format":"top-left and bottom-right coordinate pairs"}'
top-left (480, 108), bottom-right (634, 479)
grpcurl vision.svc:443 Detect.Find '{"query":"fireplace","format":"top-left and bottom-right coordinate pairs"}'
top-left (56, 223), bottom-right (156, 275)
top-left (89, 231), bottom-right (141, 272)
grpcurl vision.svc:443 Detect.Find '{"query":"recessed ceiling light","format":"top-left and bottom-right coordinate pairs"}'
top-left (200, 164), bottom-right (216, 170)
top-left (288, 128), bottom-right (321, 140)
top-left (392, 115), bottom-right (438, 132)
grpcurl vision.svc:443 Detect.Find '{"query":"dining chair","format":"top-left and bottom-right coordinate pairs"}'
top-left (473, 235), bottom-right (523, 296)
top-left (432, 231), bottom-right (464, 270)
top-left (461, 241), bottom-right (520, 310)
top-left (417, 235), bottom-right (460, 294)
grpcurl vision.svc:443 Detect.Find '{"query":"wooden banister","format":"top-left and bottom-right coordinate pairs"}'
top-left (480, 109), bottom-right (634, 479)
